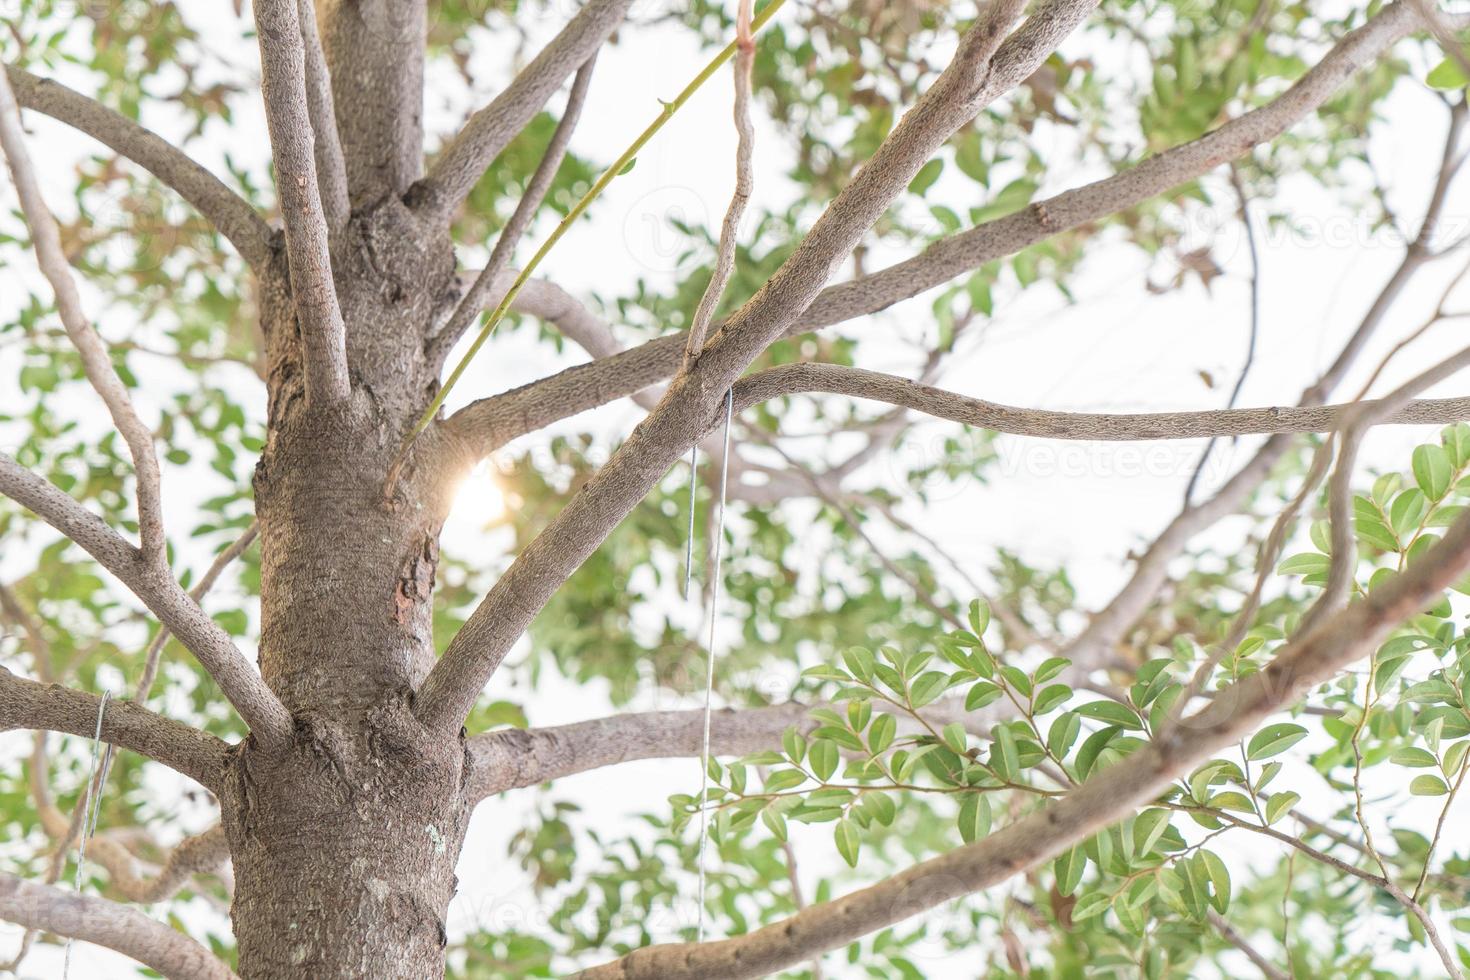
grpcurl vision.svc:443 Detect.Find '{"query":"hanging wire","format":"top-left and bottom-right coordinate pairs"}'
top-left (683, 445), bottom-right (699, 599)
top-left (695, 388), bottom-right (735, 942)
top-left (63, 689), bottom-right (115, 980)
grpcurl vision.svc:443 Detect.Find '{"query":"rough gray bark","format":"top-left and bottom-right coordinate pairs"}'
top-left (0, 3), bottom-right (1459, 977)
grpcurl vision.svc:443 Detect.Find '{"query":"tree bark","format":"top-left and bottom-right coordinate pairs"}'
top-left (218, 198), bottom-right (475, 979)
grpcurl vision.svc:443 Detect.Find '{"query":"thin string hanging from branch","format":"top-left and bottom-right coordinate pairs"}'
top-left (695, 389), bottom-right (735, 942)
top-left (62, 689), bottom-right (115, 980)
top-left (692, 0), bottom-right (758, 941)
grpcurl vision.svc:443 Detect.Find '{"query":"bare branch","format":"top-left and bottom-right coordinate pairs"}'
top-left (1, 66), bottom-right (272, 268)
top-left (296, 0), bottom-right (349, 239)
top-left (0, 70), bottom-right (167, 566)
top-left (429, 55), bottom-right (598, 365)
top-left (575, 507), bottom-right (1470, 979)
top-left (466, 698), bottom-right (993, 802)
top-left (0, 668), bottom-right (229, 792)
top-left (253, 0), bottom-right (351, 408)
top-left (0, 454), bottom-right (293, 744)
top-left (411, 0), bottom-right (633, 226)
top-left (415, 0), bottom-right (1088, 732)
top-left (438, 0), bottom-right (1442, 460)
top-left (1207, 911), bottom-right (1290, 980)
top-left (682, 0), bottom-right (757, 368)
top-left (136, 521), bottom-right (259, 701)
top-left (0, 873), bottom-right (240, 980)
top-left (466, 703), bottom-right (812, 800)
top-left (728, 363), bottom-right (1470, 440)
top-left (799, 1), bottom-right (1446, 330)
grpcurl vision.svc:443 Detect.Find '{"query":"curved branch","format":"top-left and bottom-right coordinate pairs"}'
top-left (575, 506), bottom-right (1470, 979)
top-left (296, 0), bottom-right (349, 239)
top-left (413, 0), bottom-right (1083, 732)
top-left (0, 873), bottom-right (240, 980)
top-left (0, 454), bottom-right (293, 745)
top-left (0, 69), bottom-right (167, 566)
top-left (0, 668), bottom-right (229, 793)
top-left (437, 0), bottom-right (1439, 462)
top-left (410, 0), bottom-right (633, 225)
top-left (429, 55), bottom-right (599, 364)
top-left (2, 66), bottom-right (272, 268)
top-left (726, 363), bottom-right (1470, 441)
top-left (253, 0), bottom-right (350, 408)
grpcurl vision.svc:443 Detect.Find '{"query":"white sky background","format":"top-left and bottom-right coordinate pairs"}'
top-left (3, 1), bottom-right (1470, 976)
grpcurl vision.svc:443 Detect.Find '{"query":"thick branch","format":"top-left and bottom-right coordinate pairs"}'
top-left (410, 0), bottom-right (632, 225)
top-left (415, 0), bottom-right (1086, 731)
top-left (316, 0), bottom-right (426, 206)
top-left (0, 70), bottom-right (167, 566)
top-left (439, 0), bottom-right (1436, 459)
top-left (0, 669), bottom-right (229, 793)
top-left (727, 363), bottom-right (1470, 441)
top-left (576, 506), bottom-right (1470, 979)
top-left (253, 0), bottom-right (351, 407)
top-left (466, 698), bottom-right (993, 802)
top-left (296, 0), bottom-right (349, 239)
top-left (0, 873), bottom-right (239, 980)
top-left (1, 67), bottom-right (272, 268)
top-left (0, 454), bottom-right (293, 744)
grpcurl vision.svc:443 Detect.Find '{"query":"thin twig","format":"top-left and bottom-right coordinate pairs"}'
top-left (429, 55), bottom-right (598, 366)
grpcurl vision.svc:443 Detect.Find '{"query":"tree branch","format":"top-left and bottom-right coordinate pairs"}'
top-left (296, 0), bottom-right (349, 240)
top-left (410, 0), bottom-right (633, 226)
top-left (436, 0), bottom-right (1439, 460)
top-left (574, 505), bottom-right (1470, 979)
top-left (429, 55), bottom-right (598, 365)
top-left (414, 0), bottom-right (1086, 732)
top-left (465, 698), bottom-right (995, 802)
top-left (1, 67), bottom-right (272, 268)
top-left (0, 873), bottom-right (239, 980)
top-left (315, 0), bottom-right (426, 206)
top-left (0, 668), bottom-right (229, 793)
top-left (726, 363), bottom-right (1470, 441)
top-left (0, 69), bottom-right (168, 566)
top-left (252, 0), bottom-right (351, 408)
top-left (0, 454), bottom-right (293, 744)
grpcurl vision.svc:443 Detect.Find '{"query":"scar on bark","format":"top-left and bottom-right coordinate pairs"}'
top-left (394, 531), bottom-right (441, 624)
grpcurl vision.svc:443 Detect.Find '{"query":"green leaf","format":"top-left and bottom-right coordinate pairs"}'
top-left (867, 713), bottom-right (896, 754)
top-left (1201, 850), bottom-right (1231, 913)
top-left (1054, 845), bottom-right (1086, 896)
top-left (1411, 774), bottom-right (1450, 796)
top-left (782, 728), bottom-right (806, 765)
top-left (1413, 444), bottom-right (1454, 501)
top-left (834, 818), bottom-right (860, 866)
top-left (1246, 723), bottom-right (1308, 760)
top-left (1391, 746), bottom-right (1439, 768)
top-left (1072, 892), bottom-right (1110, 921)
top-left (1132, 809), bottom-right (1171, 855)
top-left (966, 680), bottom-right (1003, 711)
top-left (957, 793), bottom-right (991, 843)
top-left (942, 722), bottom-right (968, 754)
top-left (908, 158), bottom-right (943, 196)
top-left (762, 807), bottom-right (788, 842)
top-left (1428, 54), bottom-right (1470, 90)
top-left (809, 740), bottom-right (839, 782)
top-left (1032, 683), bottom-right (1072, 716)
top-left (764, 768), bottom-right (807, 792)
top-left (1074, 700), bottom-right (1144, 731)
top-left (1278, 553), bottom-right (1330, 575)
top-left (1264, 791), bottom-right (1299, 825)
top-left (968, 598), bottom-right (991, 637)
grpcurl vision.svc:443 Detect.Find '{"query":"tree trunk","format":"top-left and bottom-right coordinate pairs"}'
top-left (219, 200), bottom-right (475, 979)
